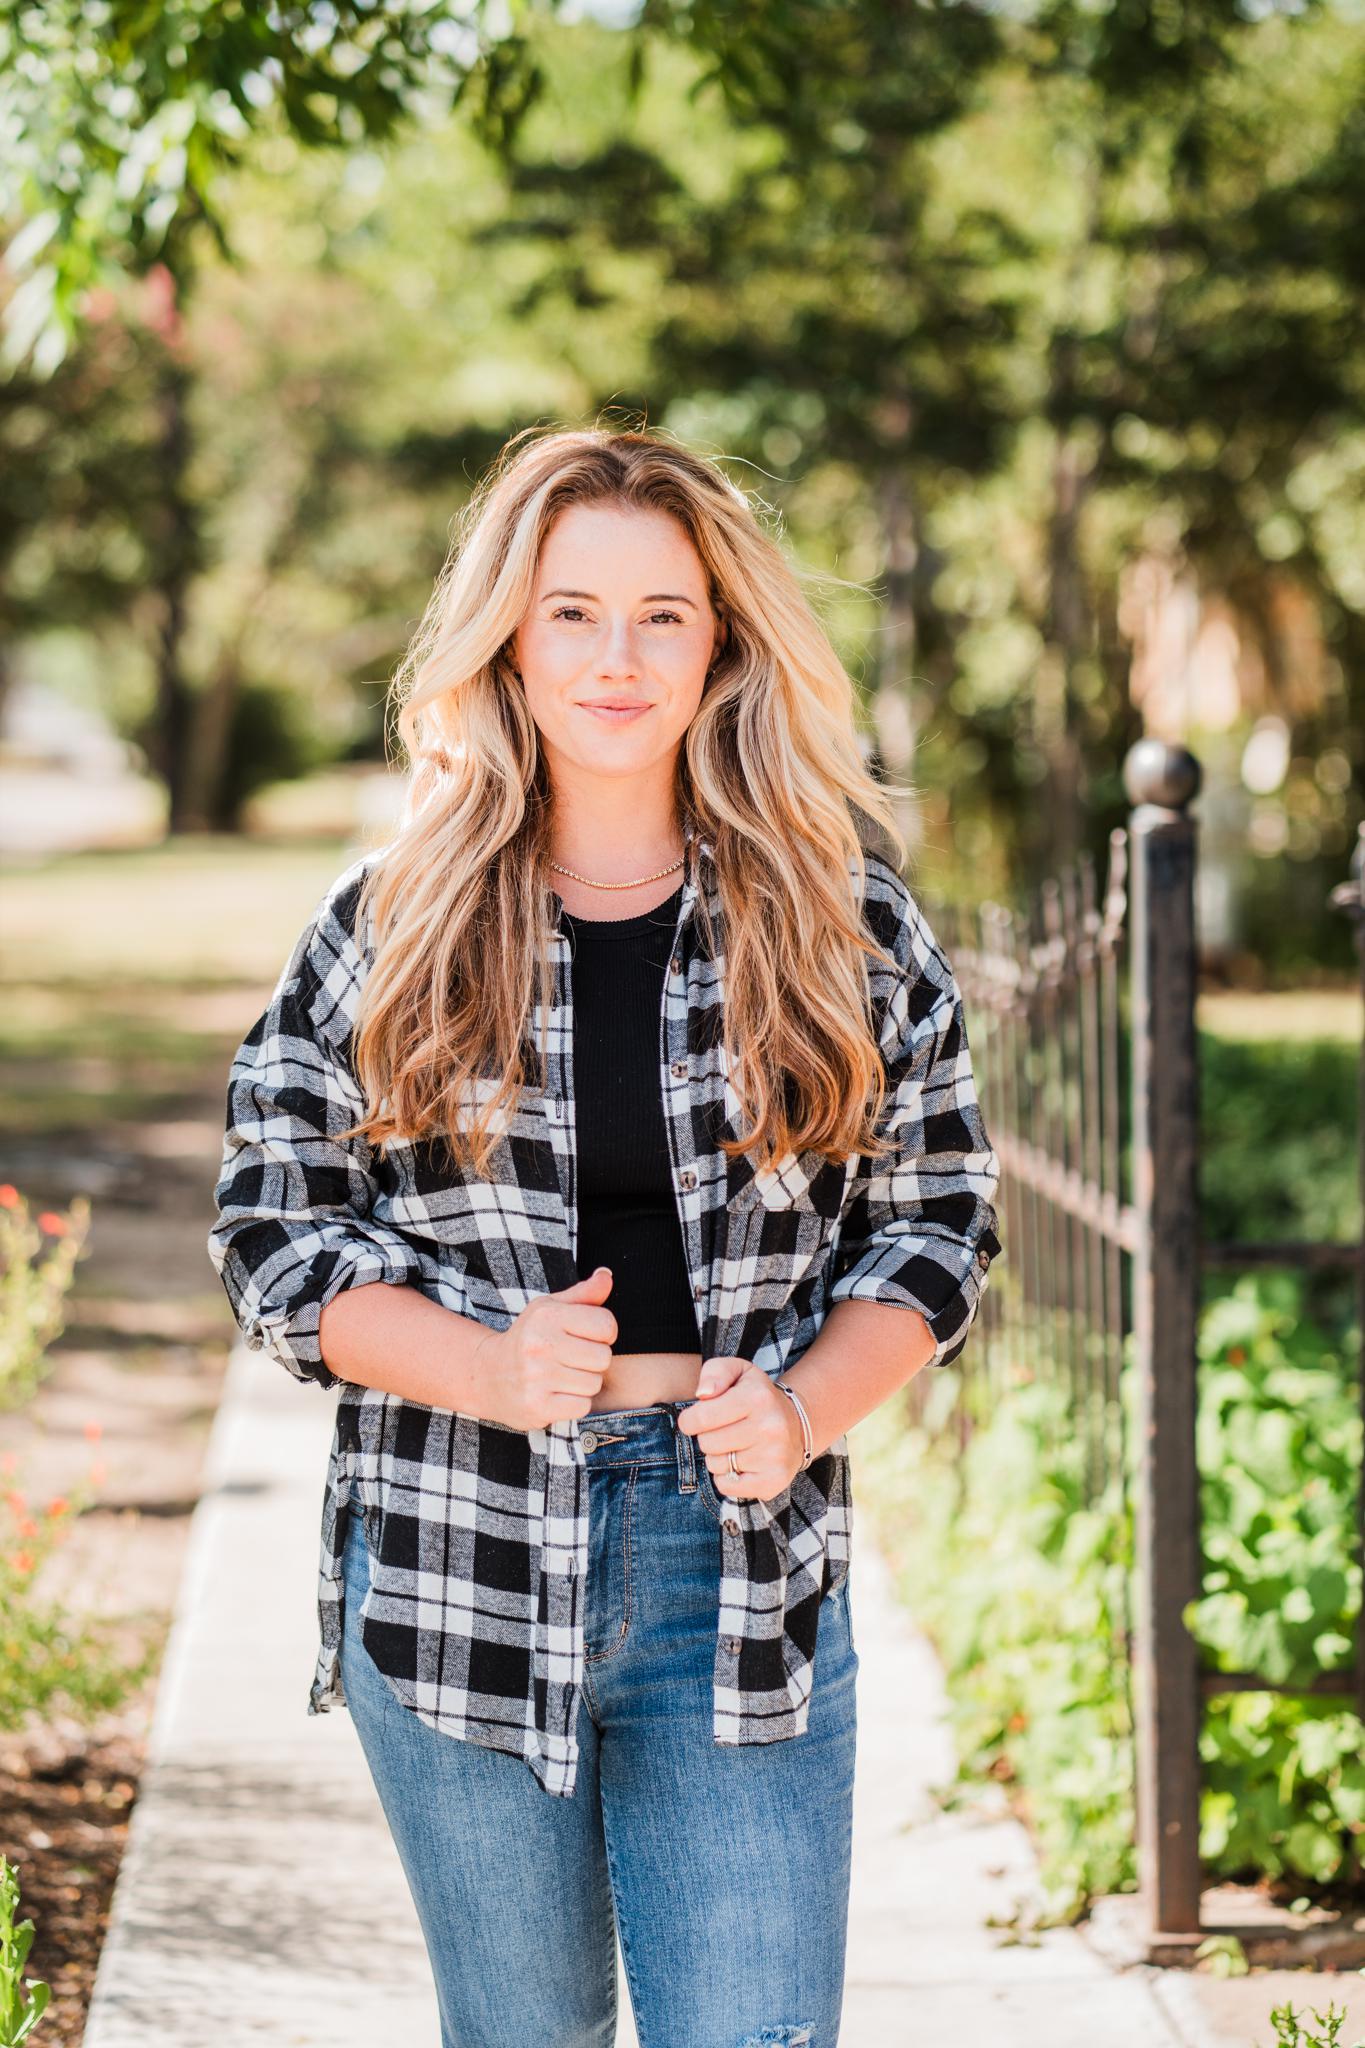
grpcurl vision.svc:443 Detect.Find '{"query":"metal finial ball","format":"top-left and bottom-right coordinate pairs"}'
top-left (1122, 739), bottom-right (1202, 812)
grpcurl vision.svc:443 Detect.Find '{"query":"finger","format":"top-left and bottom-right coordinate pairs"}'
top-left (701, 1435), bottom-right (759, 1467)
top-left (694, 1355), bottom-right (747, 1400)
top-left (550, 1333), bottom-right (614, 1376)
top-left (558, 1304), bottom-right (619, 1344)
top-left (552, 1362), bottom-right (613, 1396)
top-left (676, 1385), bottom-right (749, 1434)
top-left (554, 1266), bottom-right (614, 1301)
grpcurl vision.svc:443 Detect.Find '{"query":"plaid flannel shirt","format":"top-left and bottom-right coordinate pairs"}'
top-left (207, 830), bottom-right (1002, 1798)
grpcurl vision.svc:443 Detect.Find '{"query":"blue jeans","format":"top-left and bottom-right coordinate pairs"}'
top-left (338, 1399), bottom-right (859, 2048)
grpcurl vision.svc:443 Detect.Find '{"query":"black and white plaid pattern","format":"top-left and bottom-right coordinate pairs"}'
top-left (208, 831), bottom-right (1002, 1797)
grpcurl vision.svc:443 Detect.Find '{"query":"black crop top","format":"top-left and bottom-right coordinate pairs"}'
top-left (557, 883), bottom-right (701, 1355)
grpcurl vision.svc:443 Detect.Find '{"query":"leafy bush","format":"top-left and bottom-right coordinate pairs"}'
top-left (852, 1366), bottom-right (1139, 1921)
top-left (1195, 1272), bottom-right (1364, 1890)
top-left (0, 1854), bottom-right (48, 2047)
top-left (853, 1269), bottom-right (1364, 1917)
top-left (0, 1453), bottom-right (163, 1735)
top-left (0, 1187), bottom-right (161, 1731)
top-left (0, 1188), bottom-right (89, 1412)
top-left (1257, 1998), bottom-right (1364, 2048)
top-left (1201, 1035), bottom-right (1359, 1255)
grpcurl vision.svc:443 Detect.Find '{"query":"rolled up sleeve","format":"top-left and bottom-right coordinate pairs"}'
top-left (830, 885), bottom-right (1003, 1369)
top-left (207, 890), bottom-right (423, 1389)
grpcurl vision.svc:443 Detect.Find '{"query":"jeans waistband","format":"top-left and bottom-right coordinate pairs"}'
top-left (578, 1399), bottom-right (699, 1480)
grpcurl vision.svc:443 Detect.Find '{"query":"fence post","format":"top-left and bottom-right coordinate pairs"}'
top-left (1124, 737), bottom-right (1204, 1937)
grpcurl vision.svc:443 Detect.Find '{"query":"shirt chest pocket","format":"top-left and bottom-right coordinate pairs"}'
top-left (725, 1139), bottom-right (853, 1241)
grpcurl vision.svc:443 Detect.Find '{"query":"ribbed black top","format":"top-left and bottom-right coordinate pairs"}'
top-left (558, 883), bottom-right (700, 1354)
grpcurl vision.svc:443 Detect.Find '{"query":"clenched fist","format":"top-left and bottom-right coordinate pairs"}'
top-left (476, 1267), bottom-right (618, 1431)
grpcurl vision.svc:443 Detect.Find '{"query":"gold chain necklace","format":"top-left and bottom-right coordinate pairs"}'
top-left (549, 851), bottom-right (686, 890)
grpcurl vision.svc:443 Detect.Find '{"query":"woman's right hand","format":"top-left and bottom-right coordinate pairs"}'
top-left (477, 1267), bottom-right (617, 1430)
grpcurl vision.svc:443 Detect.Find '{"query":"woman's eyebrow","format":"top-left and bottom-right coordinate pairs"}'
top-left (541, 587), bottom-right (699, 605)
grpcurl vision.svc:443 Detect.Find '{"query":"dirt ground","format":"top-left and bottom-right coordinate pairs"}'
top-left (1, 837), bottom-right (347, 2042)
top-left (0, 1019), bottom-right (256, 2043)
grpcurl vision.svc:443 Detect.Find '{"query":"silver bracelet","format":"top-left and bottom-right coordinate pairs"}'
top-left (774, 1378), bottom-right (814, 1469)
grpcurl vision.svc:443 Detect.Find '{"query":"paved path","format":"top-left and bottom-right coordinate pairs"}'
top-left (82, 1346), bottom-right (1361, 2047)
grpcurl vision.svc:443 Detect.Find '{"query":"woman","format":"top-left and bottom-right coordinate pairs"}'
top-left (208, 424), bottom-right (1002, 2048)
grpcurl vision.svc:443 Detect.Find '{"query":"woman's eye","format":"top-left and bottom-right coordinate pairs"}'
top-left (548, 606), bottom-right (685, 626)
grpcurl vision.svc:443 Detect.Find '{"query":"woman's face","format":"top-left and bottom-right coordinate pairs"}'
top-left (512, 499), bottom-right (722, 791)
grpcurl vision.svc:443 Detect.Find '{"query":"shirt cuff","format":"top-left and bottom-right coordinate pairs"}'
top-left (241, 1240), bottom-right (423, 1389)
top-left (828, 1226), bottom-right (1001, 1368)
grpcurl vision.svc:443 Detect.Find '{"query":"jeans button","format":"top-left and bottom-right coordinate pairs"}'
top-left (581, 1430), bottom-right (598, 1452)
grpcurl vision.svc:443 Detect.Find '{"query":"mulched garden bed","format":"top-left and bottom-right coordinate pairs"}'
top-left (1, 1712), bottom-right (146, 2047)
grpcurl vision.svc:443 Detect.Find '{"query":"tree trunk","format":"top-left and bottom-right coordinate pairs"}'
top-left (873, 457), bottom-right (923, 866)
top-left (146, 355), bottom-right (198, 834)
top-left (1040, 424), bottom-right (1092, 871)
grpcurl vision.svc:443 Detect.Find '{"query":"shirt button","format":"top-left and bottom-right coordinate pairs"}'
top-left (723, 1515), bottom-right (741, 1535)
top-left (581, 1430), bottom-right (598, 1452)
top-left (693, 1283), bottom-right (703, 1301)
top-left (670, 1059), bottom-right (687, 1079)
top-left (679, 1168), bottom-right (697, 1191)
top-left (976, 1247), bottom-right (991, 1269)
top-left (669, 955), bottom-right (682, 975)
top-left (725, 1635), bottom-right (743, 1653)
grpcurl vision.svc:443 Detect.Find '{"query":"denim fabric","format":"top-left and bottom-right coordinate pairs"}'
top-left (339, 1400), bottom-right (859, 2048)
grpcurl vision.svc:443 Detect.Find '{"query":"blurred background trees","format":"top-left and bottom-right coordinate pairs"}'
top-left (1, 0), bottom-right (1361, 970)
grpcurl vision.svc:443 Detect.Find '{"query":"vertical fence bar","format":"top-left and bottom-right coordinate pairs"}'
top-left (1125, 737), bottom-right (1204, 1937)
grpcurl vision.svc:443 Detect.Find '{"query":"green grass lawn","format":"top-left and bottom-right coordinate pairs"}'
top-left (2, 835), bottom-right (359, 1135)
top-left (1, 835), bottom-right (357, 987)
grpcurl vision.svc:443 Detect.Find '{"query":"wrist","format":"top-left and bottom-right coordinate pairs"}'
top-left (460, 1319), bottom-right (510, 1425)
top-left (774, 1376), bottom-right (814, 1472)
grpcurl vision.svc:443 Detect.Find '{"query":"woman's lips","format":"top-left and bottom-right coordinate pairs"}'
top-left (577, 702), bottom-right (651, 723)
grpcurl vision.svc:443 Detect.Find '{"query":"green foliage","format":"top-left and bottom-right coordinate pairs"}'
top-left (1201, 1033), bottom-right (1360, 1253)
top-left (0, 1854), bottom-right (48, 2047)
top-left (852, 1370), bottom-right (1139, 1920)
top-left (0, 0), bottom-right (547, 374)
top-left (214, 678), bottom-right (332, 829)
top-left (0, 1188), bottom-right (89, 1411)
top-left (0, 1467), bottom-right (163, 1733)
top-left (853, 1269), bottom-right (1365, 1917)
top-left (0, 1185), bottom-right (162, 1732)
top-left (1195, 1274), bottom-right (1364, 1890)
top-left (1257, 1999), bottom-right (1364, 2048)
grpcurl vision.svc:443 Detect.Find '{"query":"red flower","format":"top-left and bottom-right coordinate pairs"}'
top-left (0, 1185), bottom-right (18, 1207)
top-left (38, 1212), bottom-right (69, 1236)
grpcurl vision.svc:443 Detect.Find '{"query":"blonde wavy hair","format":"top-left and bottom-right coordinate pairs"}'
top-left (344, 423), bottom-right (917, 1178)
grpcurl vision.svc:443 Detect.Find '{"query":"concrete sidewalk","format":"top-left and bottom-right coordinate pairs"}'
top-left (82, 1346), bottom-right (1361, 2047)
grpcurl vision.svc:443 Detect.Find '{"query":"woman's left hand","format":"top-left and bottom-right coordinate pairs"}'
top-left (675, 1356), bottom-right (806, 1503)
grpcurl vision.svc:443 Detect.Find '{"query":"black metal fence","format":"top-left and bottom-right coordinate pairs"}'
top-left (913, 737), bottom-right (1365, 1940)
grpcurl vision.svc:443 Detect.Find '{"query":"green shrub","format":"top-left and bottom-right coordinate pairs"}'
top-left (0, 1855), bottom-right (48, 2047)
top-left (0, 1187), bottom-right (161, 1732)
top-left (853, 1269), bottom-right (1364, 1917)
top-left (1257, 1997), bottom-right (1363, 2048)
top-left (0, 1188), bottom-right (89, 1412)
